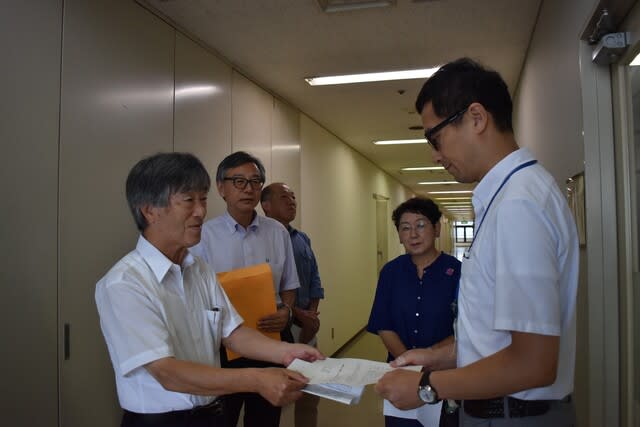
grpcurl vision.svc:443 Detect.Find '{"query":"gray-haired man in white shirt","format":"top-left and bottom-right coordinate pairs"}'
top-left (95, 152), bottom-right (322, 427)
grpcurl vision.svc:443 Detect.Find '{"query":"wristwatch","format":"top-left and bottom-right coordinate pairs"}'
top-left (417, 371), bottom-right (440, 404)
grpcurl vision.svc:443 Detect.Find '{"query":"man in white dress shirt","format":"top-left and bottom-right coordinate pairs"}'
top-left (375, 58), bottom-right (579, 426)
top-left (95, 152), bottom-right (321, 427)
top-left (190, 151), bottom-right (300, 427)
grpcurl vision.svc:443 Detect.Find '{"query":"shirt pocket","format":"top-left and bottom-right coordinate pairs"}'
top-left (205, 307), bottom-right (224, 349)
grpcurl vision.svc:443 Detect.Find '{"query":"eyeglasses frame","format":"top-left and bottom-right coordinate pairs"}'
top-left (424, 106), bottom-right (469, 151)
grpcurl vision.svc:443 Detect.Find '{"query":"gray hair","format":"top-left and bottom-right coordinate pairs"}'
top-left (126, 152), bottom-right (210, 231)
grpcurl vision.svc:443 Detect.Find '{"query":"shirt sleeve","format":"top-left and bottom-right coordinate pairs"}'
top-left (279, 227), bottom-right (301, 292)
top-left (366, 265), bottom-right (393, 334)
top-left (95, 278), bottom-right (173, 377)
top-left (493, 198), bottom-right (562, 336)
top-left (303, 234), bottom-right (324, 299)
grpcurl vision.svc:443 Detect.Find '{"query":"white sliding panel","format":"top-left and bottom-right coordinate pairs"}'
top-left (0, 1), bottom-right (62, 425)
top-left (174, 33), bottom-right (232, 218)
top-left (271, 99), bottom-right (301, 229)
top-left (59, 1), bottom-right (174, 425)
top-left (232, 71), bottom-right (273, 181)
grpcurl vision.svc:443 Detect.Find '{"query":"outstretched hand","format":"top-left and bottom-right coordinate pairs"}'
top-left (282, 343), bottom-right (324, 367)
top-left (375, 369), bottom-right (424, 410)
top-left (255, 368), bottom-right (309, 406)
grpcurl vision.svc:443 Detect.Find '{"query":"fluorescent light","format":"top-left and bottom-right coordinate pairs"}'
top-left (631, 52), bottom-right (640, 66)
top-left (401, 166), bottom-right (445, 171)
top-left (428, 190), bottom-right (473, 195)
top-left (305, 67), bottom-right (439, 86)
top-left (434, 197), bottom-right (472, 200)
top-left (439, 202), bottom-right (472, 205)
top-left (373, 139), bottom-right (426, 145)
top-left (418, 181), bottom-right (459, 185)
top-left (319, 0), bottom-right (394, 13)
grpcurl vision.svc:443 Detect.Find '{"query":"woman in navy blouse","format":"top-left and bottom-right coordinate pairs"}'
top-left (367, 197), bottom-right (461, 427)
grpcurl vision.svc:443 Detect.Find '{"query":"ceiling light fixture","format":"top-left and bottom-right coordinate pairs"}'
top-left (373, 139), bottom-right (426, 145)
top-left (401, 166), bottom-right (445, 171)
top-left (305, 67), bottom-right (439, 86)
top-left (317, 0), bottom-right (395, 13)
top-left (433, 197), bottom-right (472, 200)
top-left (428, 190), bottom-right (473, 195)
top-left (418, 181), bottom-right (459, 185)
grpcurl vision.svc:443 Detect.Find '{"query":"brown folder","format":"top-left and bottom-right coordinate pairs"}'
top-left (217, 263), bottom-right (280, 360)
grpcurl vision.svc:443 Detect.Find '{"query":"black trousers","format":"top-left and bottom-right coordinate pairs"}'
top-left (220, 351), bottom-right (282, 427)
top-left (121, 403), bottom-right (223, 427)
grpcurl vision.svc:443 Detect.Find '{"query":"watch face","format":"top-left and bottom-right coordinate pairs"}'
top-left (418, 385), bottom-right (436, 403)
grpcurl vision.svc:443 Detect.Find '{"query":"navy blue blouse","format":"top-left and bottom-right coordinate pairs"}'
top-left (367, 253), bottom-right (461, 362)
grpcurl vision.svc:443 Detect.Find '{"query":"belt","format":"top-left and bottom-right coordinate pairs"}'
top-left (122, 399), bottom-right (224, 426)
top-left (463, 396), bottom-right (568, 418)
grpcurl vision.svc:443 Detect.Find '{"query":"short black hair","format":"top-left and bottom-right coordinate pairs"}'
top-left (215, 151), bottom-right (266, 183)
top-left (126, 152), bottom-right (210, 231)
top-left (392, 197), bottom-right (442, 229)
top-left (415, 57), bottom-right (513, 132)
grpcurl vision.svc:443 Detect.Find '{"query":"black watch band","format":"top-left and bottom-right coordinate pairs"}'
top-left (418, 370), bottom-right (440, 404)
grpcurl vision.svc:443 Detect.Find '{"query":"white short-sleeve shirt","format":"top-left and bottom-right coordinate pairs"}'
top-left (456, 148), bottom-right (579, 400)
top-left (95, 236), bottom-right (243, 413)
top-left (191, 211), bottom-right (300, 303)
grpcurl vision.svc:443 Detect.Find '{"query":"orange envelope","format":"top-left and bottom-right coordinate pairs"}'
top-left (217, 263), bottom-right (280, 360)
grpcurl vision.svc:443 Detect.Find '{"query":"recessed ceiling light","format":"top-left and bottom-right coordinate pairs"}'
top-left (401, 166), bottom-right (445, 171)
top-left (430, 191), bottom-right (473, 196)
top-left (418, 181), bottom-right (459, 185)
top-left (373, 139), bottom-right (426, 145)
top-left (305, 67), bottom-right (439, 86)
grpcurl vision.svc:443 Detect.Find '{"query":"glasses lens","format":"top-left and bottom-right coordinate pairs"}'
top-left (232, 178), bottom-right (248, 189)
top-left (249, 179), bottom-right (264, 190)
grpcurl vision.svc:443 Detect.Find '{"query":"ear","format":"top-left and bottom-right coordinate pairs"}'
top-left (216, 180), bottom-right (226, 200)
top-left (434, 221), bottom-right (441, 238)
top-left (141, 204), bottom-right (158, 226)
top-left (261, 199), bottom-right (271, 215)
top-left (467, 102), bottom-right (489, 135)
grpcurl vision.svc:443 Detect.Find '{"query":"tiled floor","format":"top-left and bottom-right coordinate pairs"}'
top-left (280, 330), bottom-right (389, 427)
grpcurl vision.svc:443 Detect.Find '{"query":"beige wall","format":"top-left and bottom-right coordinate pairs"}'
top-left (300, 115), bottom-right (412, 355)
top-left (513, 1), bottom-right (597, 426)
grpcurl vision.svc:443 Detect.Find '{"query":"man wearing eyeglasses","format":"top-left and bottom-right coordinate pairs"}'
top-left (375, 58), bottom-right (579, 426)
top-left (191, 151), bottom-right (300, 427)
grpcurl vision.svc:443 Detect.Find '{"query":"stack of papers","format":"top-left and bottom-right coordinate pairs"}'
top-left (288, 357), bottom-right (422, 405)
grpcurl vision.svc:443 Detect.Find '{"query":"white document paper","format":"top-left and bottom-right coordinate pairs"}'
top-left (288, 357), bottom-right (422, 405)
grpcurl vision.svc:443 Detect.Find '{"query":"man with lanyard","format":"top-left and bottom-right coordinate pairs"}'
top-left (95, 152), bottom-right (323, 427)
top-left (261, 182), bottom-right (325, 427)
top-left (191, 151), bottom-right (300, 427)
top-left (375, 58), bottom-right (579, 426)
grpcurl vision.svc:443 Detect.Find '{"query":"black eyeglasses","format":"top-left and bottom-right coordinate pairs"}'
top-left (424, 106), bottom-right (469, 151)
top-left (223, 176), bottom-right (264, 190)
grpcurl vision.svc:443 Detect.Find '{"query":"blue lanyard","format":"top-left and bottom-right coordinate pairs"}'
top-left (452, 159), bottom-right (537, 314)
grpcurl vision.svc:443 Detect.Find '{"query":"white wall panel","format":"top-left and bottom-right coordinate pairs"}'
top-left (174, 33), bottom-right (233, 219)
top-left (300, 115), bottom-right (411, 355)
top-left (0, 1), bottom-right (62, 425)
top-left (271, 98), bottom-right (301, 229)
top-left (59, 1), bottom-right (174, 425)
top-left (232, 72), bottom-right (273, 180)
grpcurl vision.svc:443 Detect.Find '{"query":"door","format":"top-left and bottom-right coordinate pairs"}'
top-left (611, 4), bottom-right (640, 426)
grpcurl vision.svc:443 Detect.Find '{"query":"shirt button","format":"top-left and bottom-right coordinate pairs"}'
top-left (416, 313), bottom-right (420, 317)
top-left (414, 330), bottom-right (418, 334)
top-left (417, 296), bottom-right (421, 300)
top-left (412, 345), bottom-right (416, 348)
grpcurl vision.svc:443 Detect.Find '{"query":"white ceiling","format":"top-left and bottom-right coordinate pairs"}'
top-left (140, 0), bottom-right (542, 219)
